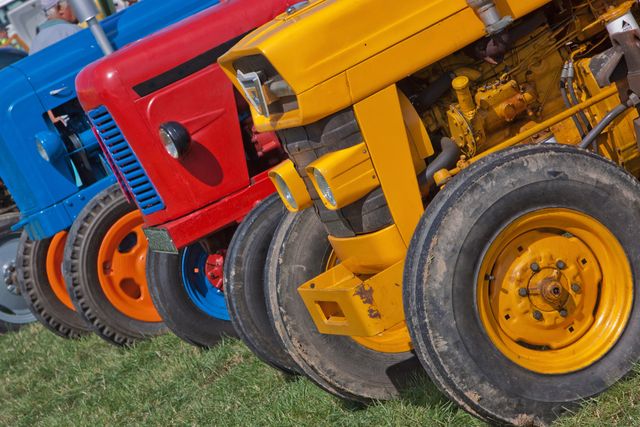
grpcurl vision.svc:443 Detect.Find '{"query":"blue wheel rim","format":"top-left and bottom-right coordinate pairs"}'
top-left (181, 244), bottom-right (230, 321)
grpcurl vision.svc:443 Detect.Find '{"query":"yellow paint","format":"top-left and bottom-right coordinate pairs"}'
top-left (477, 208), bottom-right (633, 374)
top-left (220, 0), bottom-right (551, 130)
top-left (306, 143), bottom-right (379, 211)
top-left (298, 261), bottom-right (411, 353)
top-left (328, 224), bottom-right (406, 275)
top-left (268, 160), bottom-right (312, 212)
top-left (354, 85), bottom-right (423, 246)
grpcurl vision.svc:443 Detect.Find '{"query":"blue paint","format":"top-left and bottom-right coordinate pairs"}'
top-left (181, 244), bottom-right (230, 321)
top-left (0, 0), bottom-right (220, 240)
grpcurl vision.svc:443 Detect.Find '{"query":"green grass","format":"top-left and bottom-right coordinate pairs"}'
top-left (1, 325), bottom-right (639, 426)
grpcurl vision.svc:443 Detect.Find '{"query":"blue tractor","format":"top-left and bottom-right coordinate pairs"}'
top-left (0, 0), bottom-right (219, 345)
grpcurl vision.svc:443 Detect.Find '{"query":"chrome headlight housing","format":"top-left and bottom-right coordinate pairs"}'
top-left (159, 122), bottom-right (191, 159)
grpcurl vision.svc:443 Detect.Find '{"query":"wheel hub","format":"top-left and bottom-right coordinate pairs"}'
top-left (205, 252), bottom-right (225, 291)
top-left (2, 261), bottom-right (17, 295)
top-left (477, 208), bottom-right (633, 374)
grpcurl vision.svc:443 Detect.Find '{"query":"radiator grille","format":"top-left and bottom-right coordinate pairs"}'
top-left (88, 106), bottom-right (165, 215)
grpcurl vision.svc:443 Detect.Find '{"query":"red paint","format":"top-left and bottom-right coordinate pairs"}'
top-left (77, 0), bottom-right (293, 248)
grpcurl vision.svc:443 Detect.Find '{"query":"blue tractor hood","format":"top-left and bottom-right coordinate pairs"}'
top-left (0, 0), bottom-right (220, 239)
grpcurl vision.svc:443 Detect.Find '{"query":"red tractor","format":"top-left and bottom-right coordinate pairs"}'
top-left (76, 0), bottom-right (294, 358)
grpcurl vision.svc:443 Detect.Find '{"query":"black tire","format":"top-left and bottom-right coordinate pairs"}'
top-left (16, 232), bottom-right (91, 339)
top-left (0, 213), bottom-right (37, 333)
top-left (404, 145), bottom-right (640, 425)
top-left (147, 246), bottom-right (237, 348)
top-left (265, 207), bottom-right (421, 402)
top-left (224, 194), bottom-right (299, 374)
top-left (63, 185), bottom-right (166, 346)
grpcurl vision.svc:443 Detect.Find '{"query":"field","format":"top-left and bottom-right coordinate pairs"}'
top-left (2, 324), bottom-right (639, 426)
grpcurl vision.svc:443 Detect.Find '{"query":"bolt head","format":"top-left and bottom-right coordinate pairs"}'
top-left (518, 288), bottom-right (528, 297)
top-left (556, 260), bottom-right (566, 270)
top-left (571, 283), bottom-right (581, 293)
top-left (533, 310), bottom-right (543, 321)
top-left (559, 309), bottom-right (568, 318)
top-left (530, 262), bottom-right (540, 272)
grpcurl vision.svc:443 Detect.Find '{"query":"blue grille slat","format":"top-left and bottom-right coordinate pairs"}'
top-left (88, 106), bottom-right (165, 215)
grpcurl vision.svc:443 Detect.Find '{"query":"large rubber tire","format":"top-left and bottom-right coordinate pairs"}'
top-left (265, 207), bottom-right (421, 402)
top-left (224, 194), bottom-right (299, 374)
top-left (147, 244), bottom-right (237, 348)
top-left (63, 185), bottom-right (166, 346)
top-left (16, 232), bottom-right (91, 339)
top-left (0, 214), bottom-right (36, 332)
top-left (405, 145), bottom-right (640, 425)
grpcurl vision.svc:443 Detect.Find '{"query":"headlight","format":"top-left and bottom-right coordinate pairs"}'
top-left (159, 122), bottom-right (191, 159)
top-left (35, 131), bottom-right (65, 162)
top-left (237, 70), bottom-right (270, 117)
top-left (312, 168), bottom-right (337, 208)
top-left (268, 160), bottom-right (312, 212)
top-left (273, 174), bottom-right (298, 210)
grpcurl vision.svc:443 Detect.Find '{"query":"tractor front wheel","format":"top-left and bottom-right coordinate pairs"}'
top-left (17, 230), bottom-right (90, 338)
top-left (404, 145), bottom-right (640, 425)
top-left (265, 208), bottom-right (420, 402)
top-left (224, 194), bottom-right (299, 374)
top-left (63, 185), bottom-right (166, 346)
top-left (147, 242), bottom-right (236, 348)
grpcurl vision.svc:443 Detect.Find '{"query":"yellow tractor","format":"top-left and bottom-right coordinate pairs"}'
top-left (220, 0), bottom-right (640, 424)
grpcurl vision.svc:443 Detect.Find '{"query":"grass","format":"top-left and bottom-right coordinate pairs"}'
top-left (1, 325), bottom-right (639, 426)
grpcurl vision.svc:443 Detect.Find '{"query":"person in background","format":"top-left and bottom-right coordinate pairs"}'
top-left (0, 27), bottom-right (9, 46)
top-left (29, 0), bottom-right (80, 54)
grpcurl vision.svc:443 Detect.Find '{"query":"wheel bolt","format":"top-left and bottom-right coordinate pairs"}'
top-left (530, 262), bottom-right (540, 272)
top-left (559, 309), bottom-right (568, 317)
top-left (533, 310), bottom-right (543, 321)
top-left (571, 283), bottom-right (581, 293)
top-left (556, 260), bottom-right (566, 270)
top-left (518, 288), bottom-right (528, 297)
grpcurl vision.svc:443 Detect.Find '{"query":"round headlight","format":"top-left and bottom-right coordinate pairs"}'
top-left (273, 174), bottom-right (298, 210)
top-left (312, 168), bottom-right (337, 208)
top-left (35, 131), bottom-right (65, 163)
top-left (159, 122), bottom-right (191, 159)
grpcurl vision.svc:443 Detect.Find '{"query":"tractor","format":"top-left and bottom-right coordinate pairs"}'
top-left (220, 0), bottom-right (640, 424)
top-left (0, 46), bottom-right (35, 332)
top-left (75, 0), bottom-right (295, 358)
top-left (0, 0), bottom-right (218, 345)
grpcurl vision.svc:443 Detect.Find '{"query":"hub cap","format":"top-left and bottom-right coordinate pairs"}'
top-left (477, 208), bottom-right (633, 374)
top-left (0, 230), bottom-right (35, 325)
top-left (181, 244), bottom-right (229, 320)
top-left (46, 231), bottom-right (75, 310)
top-left (97, 211), bottom-right (161, 322)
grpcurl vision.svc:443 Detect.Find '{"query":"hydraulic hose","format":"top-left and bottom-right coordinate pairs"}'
top-left (578, 102), bottom-right (631, 149)
top-left (560, 81), bottom-right (586, 138)
top-left (419, 137), bottom-right (461, 190)
top-left (566, 61), bottom-right (592, 134)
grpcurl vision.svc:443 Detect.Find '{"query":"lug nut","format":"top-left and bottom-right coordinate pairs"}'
top-left (556, 260), bottom-right (566, 270)
top-left (533, 310), bottom-right (543, 321)
top-left (530, 262), bottom-right (540, 272)
top-left (518, 288), bottom-right (528, 297)
top-left (571, 283), bottom-right (581, 293)
top-left (559, 309), bottom-right (568, 318)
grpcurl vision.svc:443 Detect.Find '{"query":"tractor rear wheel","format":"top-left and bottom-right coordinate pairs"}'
top-left (147, 241), bottom-right (236, 348)
top-left (0, 213), bottom-right (36, 332)
top-left (265, 208), bottom-right (420, 402)
top-left (224, 194), bottom-right (299, 374)
top-left (63, 185), bottom-right (166, 346)
top-left (17, 230), bottom-right (90, 338)
top-left (404, 145), bottom-right (640, 425)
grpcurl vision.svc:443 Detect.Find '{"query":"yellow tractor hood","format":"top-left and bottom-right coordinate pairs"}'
top-left (219, 0), bottom-right (551, 129)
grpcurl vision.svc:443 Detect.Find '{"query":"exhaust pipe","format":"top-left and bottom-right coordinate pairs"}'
top-left (69, 0), bottom-right (114, 55)
top-left (467, 0), bottom-right (512, 35)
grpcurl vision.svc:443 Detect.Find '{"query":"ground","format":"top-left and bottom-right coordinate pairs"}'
top-left (1, 325), bottom-right (638, 426)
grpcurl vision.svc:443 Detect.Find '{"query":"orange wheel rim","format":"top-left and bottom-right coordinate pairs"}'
top-left (46, 231), bottom-right (75, 311)
top-left (97, 211), bottom-right (161, 322)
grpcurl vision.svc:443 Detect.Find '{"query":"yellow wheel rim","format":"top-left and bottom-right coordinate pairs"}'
top-left (323, 251), bottom-right (412, 354)
top-left (477, 208), bottom-right (633, 374)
